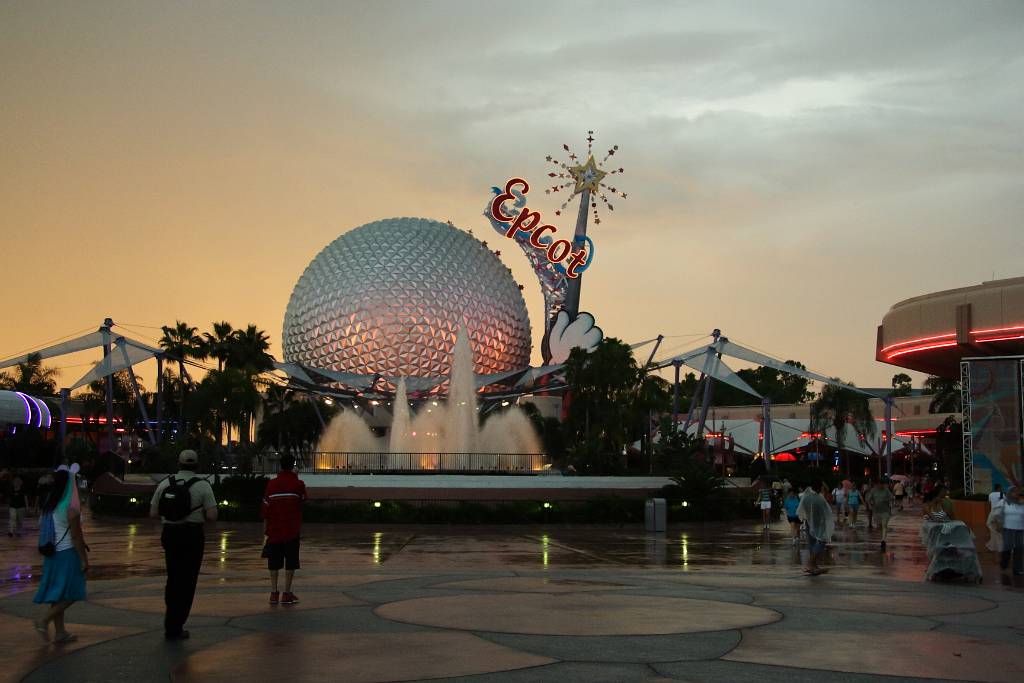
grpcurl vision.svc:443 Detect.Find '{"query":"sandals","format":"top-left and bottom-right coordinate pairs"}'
top-left (53, 632), bottom-right (78, 644)
top-left (33, 621), bottom-right (48, 641)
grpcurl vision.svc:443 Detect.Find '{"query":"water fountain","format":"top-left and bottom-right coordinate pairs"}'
top-left (315, 329), bottom-right (543, 472)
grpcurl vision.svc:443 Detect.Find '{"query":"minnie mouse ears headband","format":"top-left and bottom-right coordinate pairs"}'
top-left (56, 463), bottom-right (81, 475)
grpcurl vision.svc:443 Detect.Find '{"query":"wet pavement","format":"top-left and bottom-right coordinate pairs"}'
top-left (2, 506), bottom-right (1023, 682)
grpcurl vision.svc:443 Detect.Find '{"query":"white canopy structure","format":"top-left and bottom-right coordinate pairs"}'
top-left (1, 319), bottom-right (166, 454)
top-left (677, 418), bottom-right (910, 458)
top-left (650, 330), bottom-right (895, 475)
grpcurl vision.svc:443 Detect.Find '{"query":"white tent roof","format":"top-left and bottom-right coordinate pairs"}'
top-left (677, 418), bottom-right (909, 456)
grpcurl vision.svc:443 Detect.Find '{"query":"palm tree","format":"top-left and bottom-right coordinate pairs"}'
top-left (81, 370), bottom-right (146, 437)
top-left (202, 321), bottom-right (235, 445)
top-left (225, 324), bottom-right (274, 376)
top-left (203, 321), bottom-right (235, 373)
top-left (159, 321), bottom-right (204, 440)
top-left (810, 381), bottom-right (875, 477)
top-left (923, 376), bottom-right (961, 413)
top-left (223, 324), bottom-right (274, 443)
top-left (0, 352), bottom-right (59, 395)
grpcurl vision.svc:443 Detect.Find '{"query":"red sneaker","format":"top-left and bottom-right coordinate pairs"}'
top-left (281, 592), bottom-right (299, 604)
top-left (269, 591), bottom-right (280, 604)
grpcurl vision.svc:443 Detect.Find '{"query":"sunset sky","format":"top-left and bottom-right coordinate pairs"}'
top-left (2, 1), bottom-right (1022, 394)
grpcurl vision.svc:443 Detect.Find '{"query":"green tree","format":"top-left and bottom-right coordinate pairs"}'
top-left (258, 386), bottom-right (328, 456)
top-left (890, 373), bottom-right (913, 397)
top-left (189, 368), bottom-right (262, 447)
top-left (711, 361), bottom-right (815, 406)
top-left (226, 324), bottom-right (274, 376)
top-left (632, 374), bottom-right (672, 467)
top-left (202, 321), bottom-right (235, 373)
top-left (810, 381), bottom-right (875, 475)
top-left (0, 352), bottom-right (59, 395)
top-left (81, 370), bottom-right (147, 432)
top-left (922, 376), bottom-right (960, 413)
top-left (224, 324), bottom-right (275, 443)
top-left (653, 416), bottom-right (704, 473)
top-left (564, 338), bottom-right (640, 474)
top-left (159, 321), bottom-right (204, 440)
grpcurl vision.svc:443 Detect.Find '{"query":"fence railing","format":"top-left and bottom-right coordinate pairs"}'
top-left (258, 452), bottom-right (547, 475)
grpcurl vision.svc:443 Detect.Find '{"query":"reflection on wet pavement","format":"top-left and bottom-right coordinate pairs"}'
top-left (3, 505), bottom-right (1020, 595)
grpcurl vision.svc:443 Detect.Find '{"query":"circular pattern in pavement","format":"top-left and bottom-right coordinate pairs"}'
top-left (172, 632), bottom-right (554, 683)
top-left (92, 591), bottom-right (360, 617)
top-left (432, 576), bottom-right (638, 593)
top-left (754, 591), bottom-right (994, 617)
top-left (376, 593), bottom-right (779, 635)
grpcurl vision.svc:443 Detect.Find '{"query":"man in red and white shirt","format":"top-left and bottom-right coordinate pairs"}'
top-left (261, 454), bottom-right (307, 604)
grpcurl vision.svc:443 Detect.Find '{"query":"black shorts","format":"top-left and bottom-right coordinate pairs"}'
top-left (266, 537), bottom-right (300, 571)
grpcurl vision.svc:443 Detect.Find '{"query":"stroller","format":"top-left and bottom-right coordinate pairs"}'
top-left (921, 520), bottom-right (983, 583)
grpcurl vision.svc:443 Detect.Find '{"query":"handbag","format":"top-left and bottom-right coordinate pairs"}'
top-left (38, 512), bottom-right (70, 557)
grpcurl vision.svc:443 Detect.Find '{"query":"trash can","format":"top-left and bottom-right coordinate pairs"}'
top-left (645, 497), bottom-right (666, 532)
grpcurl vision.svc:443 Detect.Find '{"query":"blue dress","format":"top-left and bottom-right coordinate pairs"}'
top-left (33, 509), bottom-right (86, 604)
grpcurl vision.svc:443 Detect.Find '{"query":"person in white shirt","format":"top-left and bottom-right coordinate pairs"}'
top-left (989, 484), bottom-right (1006, 511)
top-left (1000, 487), bottom-right (1024, 576)
top-left (987, 484), bottom-right (1006, 552)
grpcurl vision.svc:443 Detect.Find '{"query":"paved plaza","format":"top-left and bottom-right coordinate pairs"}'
top-left (2, 508), bottom-right (1023, 683)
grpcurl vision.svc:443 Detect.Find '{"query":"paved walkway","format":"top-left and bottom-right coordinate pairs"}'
top-left (1, 508), bottom-right (1023, 682)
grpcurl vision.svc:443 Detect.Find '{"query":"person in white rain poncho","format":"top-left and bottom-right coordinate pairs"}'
top-left (797, 481), bottom-right (834, 575)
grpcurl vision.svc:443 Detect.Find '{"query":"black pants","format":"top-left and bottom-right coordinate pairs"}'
top-left (161, 523), bottom-right (205, 635)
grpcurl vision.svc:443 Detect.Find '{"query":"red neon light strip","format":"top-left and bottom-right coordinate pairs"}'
top-left (880, 332), bottom-right (956, 353)
top-left (886, 341), bottom-right (958, 360)
top-left (970, 323), bottom-right (1024, 335)
top-left (975, 334), bottom-right (1024, 343)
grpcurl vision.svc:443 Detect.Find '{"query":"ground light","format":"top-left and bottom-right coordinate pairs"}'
top-left (129, 497), bottom-right (138, 504)
top-left (373, 501), bottom-right (382, 508)
top-left (220, 500), bottom-right (229, 507)
top-left (542, 502), bottom-right (552, 509)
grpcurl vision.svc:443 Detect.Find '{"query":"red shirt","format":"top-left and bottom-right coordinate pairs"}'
top-left (261, 470), bottom-right (307, 543)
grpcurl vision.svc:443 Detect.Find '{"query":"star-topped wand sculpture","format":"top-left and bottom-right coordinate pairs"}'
top-left (545, 131), bottom-right (626, 319)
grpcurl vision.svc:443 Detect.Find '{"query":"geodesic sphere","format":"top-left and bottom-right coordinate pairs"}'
top-left (282, 217), bottom-right (532, 380)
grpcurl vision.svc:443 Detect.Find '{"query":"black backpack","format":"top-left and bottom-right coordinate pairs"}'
top-left (158, 476), bottom-right (202, 522)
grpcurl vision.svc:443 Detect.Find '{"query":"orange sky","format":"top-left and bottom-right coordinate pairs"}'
top-left (2, 2), bottom-right (1022, 395)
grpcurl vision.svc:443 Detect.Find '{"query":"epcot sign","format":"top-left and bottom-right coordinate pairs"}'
top-left (489, 177), bottom-right (593, 279)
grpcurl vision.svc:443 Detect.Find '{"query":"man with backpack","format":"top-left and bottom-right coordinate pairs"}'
top-left (149, 449), bottom-right (217, 640)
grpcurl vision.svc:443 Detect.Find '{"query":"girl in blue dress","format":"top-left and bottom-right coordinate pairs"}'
top-left (33, 464), bottom-right (89, 643)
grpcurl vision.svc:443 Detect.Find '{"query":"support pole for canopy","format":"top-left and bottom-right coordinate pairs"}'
top-left (156, 355), bottom-right (164, 444)
top-left (682, 373), bottom-right (704, 433)
top-left (695, 330), bottom-right (723, 439)
top-left (697, 373), bottom-right (715, 438)
top-left (762, 398), bottom-right (773, 473)
top-left (121, 345), bottom-right (156, 446)
top-left (101, 318), bottom-right (115, 455)
top-left (59, 388), bottom-right (69, 464)
top-left (884, 397), bottom-right (893, 477)
top-left (645, 335), bottom-right (664, 370)
top-left (671, 360), bottom-right (681, 426)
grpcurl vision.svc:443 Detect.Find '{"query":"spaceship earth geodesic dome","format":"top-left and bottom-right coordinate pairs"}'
top-left (282, 218), bottom-right (532, 382)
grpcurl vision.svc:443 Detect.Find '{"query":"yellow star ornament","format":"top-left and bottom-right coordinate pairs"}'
top-left (568, 155), bottom-right (607, 195)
